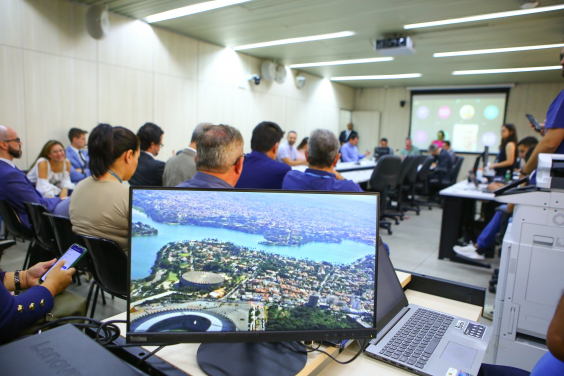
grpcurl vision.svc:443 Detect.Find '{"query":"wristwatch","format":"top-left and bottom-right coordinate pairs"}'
top-left (14, 270), bottom-right (22, 290)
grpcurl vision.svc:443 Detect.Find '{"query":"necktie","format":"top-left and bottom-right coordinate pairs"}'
top-left (78, 150), bottom-right (86, 169)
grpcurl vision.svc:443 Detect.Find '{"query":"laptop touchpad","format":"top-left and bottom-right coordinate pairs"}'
top-left (439, 342), bottom-right (477, 369)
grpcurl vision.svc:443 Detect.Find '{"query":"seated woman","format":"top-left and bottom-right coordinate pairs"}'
top-left (27, 140), bottom-right (74, 198)
top-left (296, 137), bottom-right (308, 161)
top-left (0, 259), bottom-right (75, 342)
top-left (69, 124), bottom-right (139, 253)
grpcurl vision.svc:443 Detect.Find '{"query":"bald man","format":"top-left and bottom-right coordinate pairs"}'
top-left (0, 126), bottom-right (67, 228)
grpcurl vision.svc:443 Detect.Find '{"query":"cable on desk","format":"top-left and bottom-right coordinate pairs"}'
top-left (304, 339), bottom-right (368, 365)
top-left (135, 345), bottom-right (166, 367)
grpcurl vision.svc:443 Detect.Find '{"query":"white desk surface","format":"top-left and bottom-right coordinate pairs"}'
top-left (291, 160), bottom-right (376, 173)
top-left (340, 169), bottom-right (373, 184)
top-left (439, 180), bottom-right (495, 201)
top-left (104, 271), bottom-right (483, 376)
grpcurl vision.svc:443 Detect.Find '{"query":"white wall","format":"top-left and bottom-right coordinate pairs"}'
top-left (354, 83), bottom-right (564, 180)
top-left (0, 0), bottom-right (354, 169)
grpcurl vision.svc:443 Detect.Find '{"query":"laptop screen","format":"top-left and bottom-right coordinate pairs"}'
top-left (128, 188), bottom-right (379, 342)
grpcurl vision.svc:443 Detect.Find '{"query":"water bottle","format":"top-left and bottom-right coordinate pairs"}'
top-left (505, 170), bottom-right (511, 183)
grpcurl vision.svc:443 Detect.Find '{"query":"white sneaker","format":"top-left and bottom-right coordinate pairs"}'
top-left (453, 243), bottom-right (477, 254)
top-left (453, 247), bottom-right (485, 260)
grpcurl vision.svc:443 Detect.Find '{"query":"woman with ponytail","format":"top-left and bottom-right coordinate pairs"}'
top-left (69, 124), bottom-right (139, 252)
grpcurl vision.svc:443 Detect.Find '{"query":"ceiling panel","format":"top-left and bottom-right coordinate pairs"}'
top-left (70, 0), bottom-right (564, 87)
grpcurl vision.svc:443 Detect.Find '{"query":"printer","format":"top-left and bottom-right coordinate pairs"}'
top-left (491, 154), bottom-right (564, 371)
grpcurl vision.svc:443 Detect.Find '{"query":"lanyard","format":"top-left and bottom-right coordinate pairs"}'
top-left (304, 172), bottom-right (332, 179)
top-left (107, 170), bottom-right (122, 183)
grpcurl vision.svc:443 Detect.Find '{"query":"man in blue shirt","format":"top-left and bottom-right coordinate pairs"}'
top-left (66, 128), bottom-right (90, 183)
top-left (283, 129), bottom-right (362, 192)
top-left (177, 124), bottom-right (244, 189)
top-left (276, 130), bottom-right (307, 166)
top-left (236, 121), bottom-right (291, 189)
top-left (340, 133), bottom-right (370, 162)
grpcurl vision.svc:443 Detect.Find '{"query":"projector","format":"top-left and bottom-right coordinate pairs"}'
top-left (374, 36), bottom-right (416, 56)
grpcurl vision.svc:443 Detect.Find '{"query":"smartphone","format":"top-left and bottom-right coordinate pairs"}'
top-left (40, 244), bottom-right (88, 283)
top-left (525, 114), bottom-right (541, 132)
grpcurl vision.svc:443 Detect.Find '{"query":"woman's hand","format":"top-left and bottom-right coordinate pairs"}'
top-left (59, 188), bottom-right (68, 199)
top-left (25, 259), bottom-right (57, 288)
top-left (41, 260), bottom-right (75, 297)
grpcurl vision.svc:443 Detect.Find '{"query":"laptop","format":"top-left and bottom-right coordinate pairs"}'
top-left (365, 238), bottom-right (491, 376)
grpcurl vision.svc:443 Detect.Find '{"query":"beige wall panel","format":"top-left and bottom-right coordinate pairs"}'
top-left (153, 73), bottom-right (197, 161)
top-left (23, 50), bottom-right (97, 167)
top-left (98, 14), bottom-right (155, 72)
top-left (231, 89), bottom-right (254, 152)
top-left (97, 64), bottom-right (154, 131)
top-left (0, 0), bottom-right (22, 48)
top-left (198, 42), bottom-right (240, 87)
top-left (0, 45), bottom-right (26, 168)
top-left (284, 99), bottom-right (309, 138)
top-left (196, 82), bottom-right (235, 126)
top-left (153, 27), bottom-right (198, 80)
top-left (22, 0), bottom-right (95, 60)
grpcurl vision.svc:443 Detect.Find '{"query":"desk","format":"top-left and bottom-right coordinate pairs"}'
top-left (291, 161), bottom-right (376, 184)
top-left (438, 180), bottom-right (497, 266)
top-left (104, 270), bottom-right (485, 376)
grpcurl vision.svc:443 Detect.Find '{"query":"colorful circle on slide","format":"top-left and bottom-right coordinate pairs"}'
top-left (416, 106), bottom-right (430, 119)
top-left (459, 105), bottom-right (475, 120)
top-left (438, 106), bottom-right (451, 119)
top-left (482, 132), bottom-right (497, 147)
top-left (483, 105), bottom-right (499, 120)
top-left (415, 130), bottom-right (428, 143)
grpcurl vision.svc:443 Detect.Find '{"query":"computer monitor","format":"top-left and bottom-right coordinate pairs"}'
top-left (127, 188), bottom-right (379, 348)
top-left (374, 147), bottom-right (391, 159)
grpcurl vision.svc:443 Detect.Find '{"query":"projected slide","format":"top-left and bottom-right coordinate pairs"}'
top-left (410, 93), bottom-right (507, 152)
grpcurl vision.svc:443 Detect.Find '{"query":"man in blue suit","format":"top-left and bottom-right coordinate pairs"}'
top-left (66, 128), bottom-right (90, 183)
top-left (0, 126), bottom-right (66, 228)
top-left (235, 121), bottom-right (291, 189)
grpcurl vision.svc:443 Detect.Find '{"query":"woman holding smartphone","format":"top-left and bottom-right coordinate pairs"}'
top-left (0, 259), bottom-right (75, 342)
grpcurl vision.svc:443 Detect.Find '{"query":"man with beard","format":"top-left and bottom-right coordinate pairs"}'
top-left (129, 122), bottom-right (165, 186)
top-left (276, 131), bottom-right (307, 166)
top-left (0, 126), bottom-right (66, 228)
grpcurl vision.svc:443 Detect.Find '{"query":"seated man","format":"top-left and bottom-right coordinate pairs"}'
top-left (129, 122), bottom-right (165, 186)
top-left (400, 137), bottom-right (420, 158)
top-left (276, 131), bottom-right (307, 166)
top-left (341, 133), bottom-right (370, 162)
top-left (282, 129), bottom-right (362, 192)
top-left (177, 124), bottom-right (244, 189)
top-left (442, 141), bottom-right (456, 163)
top-left (66, 128), bottom-right (90, 183)
top-left (428, 143), bottom-right (453, 182)
top-left (454, 137), bottom-right (539, 260)
top-left (0, 126), bottom-right (67, 229)
top-left (163, 122), bottom-right (211, 187)
top-left (235, 121), bottom-right (291, 189)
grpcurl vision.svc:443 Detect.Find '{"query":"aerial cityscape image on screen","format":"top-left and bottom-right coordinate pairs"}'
top-left (129, 190), bottom-right (377, 335)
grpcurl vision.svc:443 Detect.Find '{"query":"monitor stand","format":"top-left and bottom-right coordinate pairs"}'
top-left (197, 342), bottom-right (307, 376)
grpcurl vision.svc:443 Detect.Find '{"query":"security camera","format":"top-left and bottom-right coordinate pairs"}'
top-left (248, 75), bottom-right (261, 85)
top-left (400, 100), bottom-right (406, 107)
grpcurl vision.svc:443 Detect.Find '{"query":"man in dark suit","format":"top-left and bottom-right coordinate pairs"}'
top-left (129, 122), bottom-right (165, 186)
top-left (339, 122), bottom-right (355, 145)
top-left (428, 143), bottom-right (453, 182)
top-left (66, 128), bottom-right (90, 183)
top-left (0, 126), bottom-right (66, 229)
top-left (235, 121), bottom-right (291, 189)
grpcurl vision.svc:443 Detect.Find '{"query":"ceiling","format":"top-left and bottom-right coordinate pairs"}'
top-left (72, 0), bottom-right (564, 88)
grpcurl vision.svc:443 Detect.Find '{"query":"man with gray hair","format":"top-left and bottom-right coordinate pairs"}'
top-left (163, 122), bottom-right (211, 187)
top-left (177, 124), bottom-right (245, 188)
top-left (282, 129), bottom-right (362, 192)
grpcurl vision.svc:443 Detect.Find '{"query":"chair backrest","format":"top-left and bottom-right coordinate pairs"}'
top-left (369, 155), bottom-right (402, 212)
top-left (23, 202), bottom-right (57, 252)
top-left (416, 156), bottom-right (435, 182)
top-left (43, 213), bottom-right (87, 267)
top-left (79, 235), bottom-right (128, 297)
top-left (404, 155), bottom-right (422, 185)
top-left (396, 156), bottom-right (416, 186)
top-left (0, 200), bottom-right (34, 239)
top-left (449, 156), bottom-right (464, 184)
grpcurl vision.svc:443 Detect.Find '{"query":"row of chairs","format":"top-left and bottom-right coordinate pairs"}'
top-left (0, 200), bottom-right (127, 318)
top-left (367, 154), bottom-right (464, 234)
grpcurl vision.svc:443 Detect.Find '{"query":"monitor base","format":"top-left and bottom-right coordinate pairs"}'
top-left (197, 342), bottom-right (307, 376)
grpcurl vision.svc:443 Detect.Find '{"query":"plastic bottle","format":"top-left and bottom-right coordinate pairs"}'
top-left (505, 170), bottom-right (511, 183)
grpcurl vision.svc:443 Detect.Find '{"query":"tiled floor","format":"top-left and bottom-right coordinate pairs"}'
top-left (1, 205), bottom-right (498, 326)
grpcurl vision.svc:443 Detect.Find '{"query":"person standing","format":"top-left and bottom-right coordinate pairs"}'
top-left (400, 137), bottom-right (420, 158)
top-left (339, 122), bottom-right (355, 145)
top-left (489, 124), bottom-right (518, 178)
top-left (433, 130), bottom-right (445, 148)
top-left (277, 131), bottom-right (307, 166)
top-left (129, 122), bottom-right (165, 186)
top-left (66, 128), bottom-right (90, 183)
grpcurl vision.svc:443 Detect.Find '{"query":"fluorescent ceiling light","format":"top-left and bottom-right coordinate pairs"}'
top-left (435, 43), bottom-right (564, 57)
top-left (146, 0), bottom-right (251, 23)
top-left (453, 66), bottom-right (561, 75)
top-left (289, 57), bottom-right (393, 68)
top-left (233, 31), bottom-right (355, 51)
top-left (404, 4), bottom-right (564, 29)
top-left (330, 74), bottom-right (422, 81)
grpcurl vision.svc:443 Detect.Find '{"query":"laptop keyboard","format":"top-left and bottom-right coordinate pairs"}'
top-left (379, 308), bottom-right (454, 369)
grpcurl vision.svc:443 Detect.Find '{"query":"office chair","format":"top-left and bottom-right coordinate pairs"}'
top-left (413, 156), bottom-right (435, 210)
top-left (0, 239), bottom-right (16, 263)
top-left (0, 200), bottom-right (36, 269)
top-left (368, 155), bottom-right (402, 235)
top-left (399, 155), bottom-right (425, 215)
top-left (387, 155), bottom-right (417, 219)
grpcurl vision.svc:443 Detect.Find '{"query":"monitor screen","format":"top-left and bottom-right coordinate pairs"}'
top-left (127, 188), bottom-right (379, 344)
top-left (410, 92), bottom-right (507, 153)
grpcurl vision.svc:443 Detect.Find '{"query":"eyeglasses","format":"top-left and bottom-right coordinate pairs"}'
top-left (233, 153), bottom-right (246, 166)
top-left (1, 138), bottom-right (20, 144)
